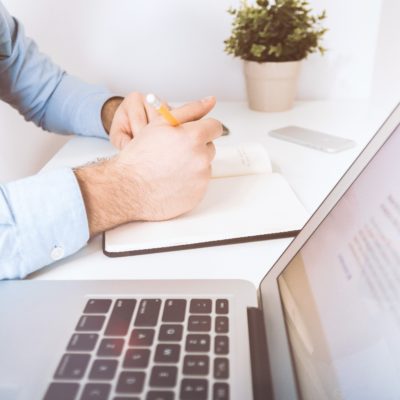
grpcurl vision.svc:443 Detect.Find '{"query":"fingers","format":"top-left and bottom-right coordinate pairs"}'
top-left (206, 141), bottom-right (216, 162)
top-left (170, 96), bottom-right (216, 124)
top-left (184, 118), bottom-right (223, 143)
top-left (110, 131), bottom-right (130, 150)
top-left (144, 98), bottom-right (159, 121)
top-left (124, 93), bottom-right (170, 136)
top-left (119, 133), bottom-right (132, 149)
top-left (126, 92), bottom-right (149, 134)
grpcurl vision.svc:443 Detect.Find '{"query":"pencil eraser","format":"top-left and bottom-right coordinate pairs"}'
top-left (146, 93), bottom-right (156, 105)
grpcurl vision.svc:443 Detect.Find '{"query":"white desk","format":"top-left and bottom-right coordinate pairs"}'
top-left (29, 100), bottom-right (391, 285)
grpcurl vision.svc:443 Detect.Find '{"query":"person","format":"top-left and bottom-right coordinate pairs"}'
top-left (0, 2), bottom-right (222, 279)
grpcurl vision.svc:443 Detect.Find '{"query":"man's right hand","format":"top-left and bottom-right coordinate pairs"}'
top-left (74, 96), bottom-right (222, 237)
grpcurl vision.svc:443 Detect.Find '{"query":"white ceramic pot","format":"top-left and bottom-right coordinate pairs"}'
top-left (244, 60), bottom-right (301, 112)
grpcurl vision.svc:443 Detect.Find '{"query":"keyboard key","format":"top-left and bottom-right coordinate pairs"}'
top-left (135, 299), bottom-right (161, 326)
top-left (213, 382), bottom-right (230, 400)
top-left (97, 338), bottom-right (124, 357)
top-left (114, 397), bottom-right (140, 400)
top-left (188, 316), bottom-right (211, 332)
top-left (89, 359), bottom-right (118, 380)
top-left (129, 329), bottom-right (155, 346)
top-left (162, 299), bottom-right (186, 322)
top-left (54, 353), bottom-right (90, 380)
top-left (146, 391), bottom-right (174, 400)
top-left (67, 333), bottom-right (98, 352)
top-left (158, 324), bottom-right (183, 341)
top-left (105, 299), bottom-right (136, 336)
top-left (43, 382), bottom-right (79, 400)
top-left (214, 358), bottom-right (229, 379)
top-left (214, 336), bottom-right (229, 355)
top-left (185, 334), bottom-right (210, 352)
top-left (154, 344), bottom-right (180, 363)
top-left (180, 379), bottom-right (208, 400)
top-left (190, 299), bottom-right (212, 314)
top-left (215, 317), bottom-right (229, 333)
top-left (76, 315), bottom-right (105, 332)
top-left (81, 383), bottom-right (111, 400)
top-left (150, 366), bottom-right (177, 388)
top-left (215, 299), bottom-right (229, 315)
top-left (83, 299), bottom-right (112, 314)
top-left (183, 355), bottom-right (209, 375)
top-left (116, 371), bottom-right (145, 394)
top-left (123, 348), bottom-right (150, 368)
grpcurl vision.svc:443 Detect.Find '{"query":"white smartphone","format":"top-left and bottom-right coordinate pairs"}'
top-left (269, 126), bottom-right (356, 153)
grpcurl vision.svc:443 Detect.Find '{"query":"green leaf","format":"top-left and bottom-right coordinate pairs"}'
top-left (250, 43), bottom-right (267, 58)
top-left (224, 0), bottom-right (327, 62)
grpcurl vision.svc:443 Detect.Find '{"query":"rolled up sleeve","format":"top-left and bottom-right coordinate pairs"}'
top-left (0, 168), bottom-right (89, 279)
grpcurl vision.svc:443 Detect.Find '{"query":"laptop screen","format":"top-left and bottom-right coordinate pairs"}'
top-left (277, 123), bottom-right (400, 399)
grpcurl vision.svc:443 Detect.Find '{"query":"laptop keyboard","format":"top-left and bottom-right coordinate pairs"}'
top-left (44, 298), bottom-right (230, 400)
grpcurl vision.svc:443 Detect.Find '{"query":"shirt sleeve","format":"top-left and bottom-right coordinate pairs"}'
top-left (0, 168), bottom-right (89, 279)
top-left (0, 2), bottom-right (112, 139)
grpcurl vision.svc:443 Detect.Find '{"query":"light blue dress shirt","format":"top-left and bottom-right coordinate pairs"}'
top-left (0, 2), bottom-right (113, 279)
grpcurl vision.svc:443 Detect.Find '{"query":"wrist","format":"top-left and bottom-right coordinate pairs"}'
top-left (74, 159), bottom-right (139, 237)
top-left (101, 96), bottom-right (124, 134)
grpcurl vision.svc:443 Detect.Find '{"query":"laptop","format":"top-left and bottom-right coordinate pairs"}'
top-left (1, 103), bottom-right (400, 400)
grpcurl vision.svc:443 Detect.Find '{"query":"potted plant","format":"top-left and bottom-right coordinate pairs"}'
top-left (224, 0), bottom-right (327, 112)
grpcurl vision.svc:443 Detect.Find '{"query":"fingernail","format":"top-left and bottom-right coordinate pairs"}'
top-left (201, 96), bottom-right (215, 103)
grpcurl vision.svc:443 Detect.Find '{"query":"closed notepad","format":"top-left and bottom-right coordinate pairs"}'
top-left (104, 144), bottom-right (309, 256)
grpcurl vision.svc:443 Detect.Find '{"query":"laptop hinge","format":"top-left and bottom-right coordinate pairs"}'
top-left (247, 307), bottom-right (274, 400)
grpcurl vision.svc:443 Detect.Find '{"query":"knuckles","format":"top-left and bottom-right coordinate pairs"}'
top-left (208, 142), bottom-right (217, 160)
top-left (187, 118), bottom-right (223, 144)
top-left (204, 118), bottom-right (223, 136)
top-left (125, 92), bottom-right (144, 103)
top-left (192, 153), bottom-right (213, 178)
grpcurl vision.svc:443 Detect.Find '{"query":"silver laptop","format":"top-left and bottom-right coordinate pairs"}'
top-left (1, 103), bottom-right (400, 400)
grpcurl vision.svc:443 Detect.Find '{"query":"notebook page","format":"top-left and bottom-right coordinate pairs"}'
top-left (41, 137), bottom-right (272, 179)
top-left (105, 173), bottom-right (309, 253)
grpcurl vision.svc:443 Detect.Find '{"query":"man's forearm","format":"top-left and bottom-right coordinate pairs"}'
top-left (74, 159), bottom-right (140, 237)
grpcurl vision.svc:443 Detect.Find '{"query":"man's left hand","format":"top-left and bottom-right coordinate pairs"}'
top-left (101, 92), bottom-right (160, 150)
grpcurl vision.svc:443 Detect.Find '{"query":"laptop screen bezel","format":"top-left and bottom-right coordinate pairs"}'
top-left (257, 102), bottom-right (400, 400)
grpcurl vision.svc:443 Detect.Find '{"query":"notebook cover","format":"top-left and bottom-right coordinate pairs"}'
top-left (103, 229), bottom-right (300, 257)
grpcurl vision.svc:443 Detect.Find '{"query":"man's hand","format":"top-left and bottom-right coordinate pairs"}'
top-left (102, 92), bottom-right (161, 150)
top-left (101, 96), bottom-right (123, 136)
top-left (75, 96), bottom-right (222, 237)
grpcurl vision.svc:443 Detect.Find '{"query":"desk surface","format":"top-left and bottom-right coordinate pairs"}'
top-left (29, 100), bottom-right (391, 285)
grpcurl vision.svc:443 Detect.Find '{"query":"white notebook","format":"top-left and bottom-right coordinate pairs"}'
top-left (104, 143), bottom-right (309, 256)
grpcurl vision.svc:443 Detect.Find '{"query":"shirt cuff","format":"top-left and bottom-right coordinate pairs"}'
top-left (42, 74), bottom-right (114, 139)
top-left (1, 168), bottom-right (89, 278)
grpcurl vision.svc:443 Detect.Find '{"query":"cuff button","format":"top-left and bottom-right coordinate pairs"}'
top-left (51, 246), bottom-right (65, 261)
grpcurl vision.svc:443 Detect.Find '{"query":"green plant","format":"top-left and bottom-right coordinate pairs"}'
top-left (224, 0), bottom-right (327, 62)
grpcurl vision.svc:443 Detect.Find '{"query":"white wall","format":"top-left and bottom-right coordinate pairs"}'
top-left (372, 0), bottom-right (400, 110)
top-left (0, 0), bottom-right (390, 181)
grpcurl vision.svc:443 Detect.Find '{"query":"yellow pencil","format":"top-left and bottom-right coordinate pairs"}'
top-left (146, 93), bottom-right (180, 127)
